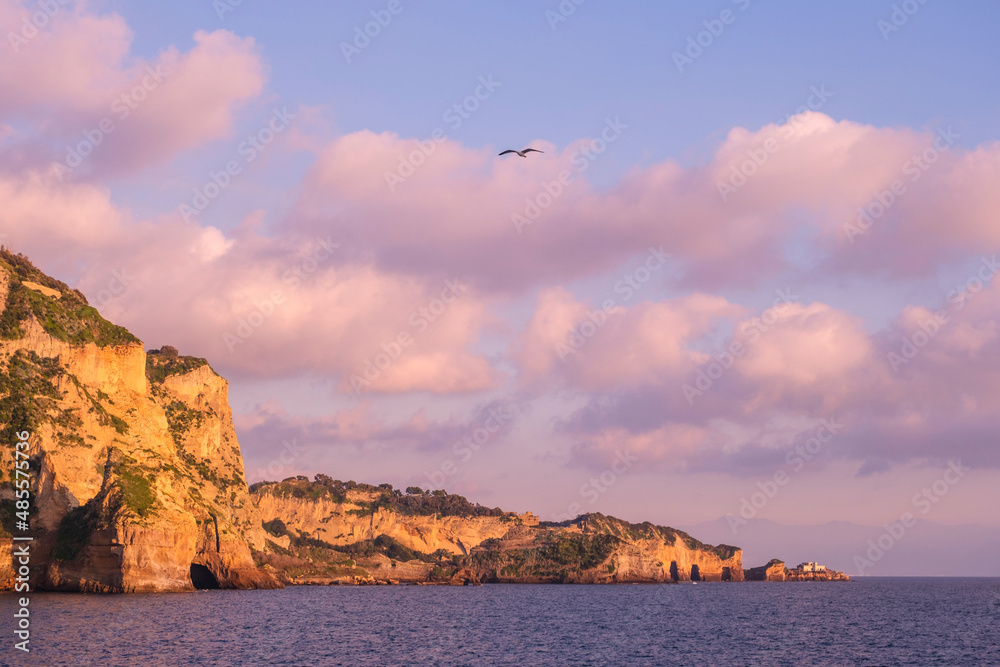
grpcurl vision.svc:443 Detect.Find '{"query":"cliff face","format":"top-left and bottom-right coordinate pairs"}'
top-left (251, 479), bottom-right (743, 585)
top-left (254, 486), bottom-right (513, 557)
top-left (745, 559), bottom-right (788, 581)
top-left (0, 251), bottom-right (279, 592)
top-left (468, 514), bottom-right (743, 584)
top-left (783, 566), bottom-right (849, 582)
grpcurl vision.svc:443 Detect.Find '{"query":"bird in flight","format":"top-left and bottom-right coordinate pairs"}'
top-left (498, 148), bottom-right (544, 158)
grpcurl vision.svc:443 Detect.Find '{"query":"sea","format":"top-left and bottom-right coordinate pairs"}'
top-left (1, 578), bottom-right (998, 666)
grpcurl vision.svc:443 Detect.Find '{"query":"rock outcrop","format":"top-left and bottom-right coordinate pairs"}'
top-left (468, 514), bottom-right (743, 584)
top-left (784, 565), bottom-right (850, 581)
top-left (744, 559), bottom-right (850, 582)
top-left (745, 558), bottom-right (789, 581)
top-left (253, 482), bottom-right (514, 557)
top-left (251, 478), bottom-right (743, 585)
top-left (0, 250), bottom-right (279, 592)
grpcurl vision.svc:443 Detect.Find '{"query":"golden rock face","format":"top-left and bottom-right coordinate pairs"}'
top-left (253, 481), bottom-right (746, 585)
top-left (0, 254), bottom-right (280, 592)
top-left (255, 488), bottom-right (515, 557)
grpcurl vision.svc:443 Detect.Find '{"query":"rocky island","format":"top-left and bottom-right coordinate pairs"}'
top-left (744, 559), bottom-right (850, 582)
top-left (251, 477), bottom-right (744, 585)
top-left (0, 250), bottom-right (848, 591)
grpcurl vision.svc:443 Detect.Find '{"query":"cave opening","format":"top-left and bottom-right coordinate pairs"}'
top-left (669, 561), bottom-right (679, 582)
top-left (690, 564), bottom-right (701, 582)
top-left (722, 566), bottom-right (732, 582)
top-left (190, 563), bottom-right (220, 590)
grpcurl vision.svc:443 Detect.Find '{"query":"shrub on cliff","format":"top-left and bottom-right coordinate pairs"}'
top-left (257, 477), bottom-right (507, 518)
top-left (145, 349), bottom-right (212, 384)
top-left (53, 504), bottom-right (100, 561)
top-left (332, 534), bottom-right (438, 564)
top-left (0, 249), bottom-right (139, 347)
top-left (0, 350), bottom-right (62, 446)
top-left (107, 457), bottom-right (158, 519)
top-left (263, 518), bottom-right (288, 537)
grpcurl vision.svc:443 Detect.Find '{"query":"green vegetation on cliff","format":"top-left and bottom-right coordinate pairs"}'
top-left (470, 532), bottom-right (618, 581)
top-left (546, 513), bottom-right (739, 562)
top-left (110, 456), bottom-right (158, 519)
top-left (53, 504), bottom-right (100, 561)
top-left (0, 348), bottom-right (132, 454)
top-left (163, 400), bottom-right (205, 445)
top-left (252, 535), bottom-right (375, 581)
top-left (253, 475), bottom-right (508, 518)
top-left (0, 350), bottom-right (63, 446)
top-left (332, 535), bottom-right (449, 565)
top-left (0, 249), bottom-right (139, 347)
top-left (145, 346), bottom-right (213, 384)
top-left (262, 518), bottom-right (288, 537)
top-left (69, 376), bottom-right (128, 436)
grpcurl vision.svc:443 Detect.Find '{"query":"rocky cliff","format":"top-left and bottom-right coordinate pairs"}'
top-left (253, 478), bottom-right (515, 557)
top-left (0, 250), bottom-right (279, 592)
top-left (745, 558), bottom-right (789, 581)
top-left (469, 514), bottom-right (743, 584)
top-left (251, 477), bottom-right (743, 585)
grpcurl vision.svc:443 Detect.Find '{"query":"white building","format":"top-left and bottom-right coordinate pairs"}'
top-left (797, 561), bottom-right (827, 572)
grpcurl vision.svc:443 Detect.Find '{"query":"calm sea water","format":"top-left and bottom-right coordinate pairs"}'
top-left (1, 578), bottom-right (998, 666)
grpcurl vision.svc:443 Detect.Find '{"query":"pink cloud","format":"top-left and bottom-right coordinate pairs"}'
top-left (513, 287), bottom-right (744, 391)
top-left (60, 219), bottom-right (500, 394)
top-left (1, 0), bottom-right (265, 175)
top-left (287, 113), bottom-right (1000, 292)
top-left (0, 167), bottom-right (123, 249)
top-left (729, 302), bottom-right (876, 411)
top-left (235, 398), bottom-right (521, 479)
top-left (0, 0), bottom-right (133, 115)
top-left (556, 274), bottom-right (1000, 473)
top-left (83, 29), bottom-right (266, 174)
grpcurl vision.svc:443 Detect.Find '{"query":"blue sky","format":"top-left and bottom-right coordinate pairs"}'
top-left (110, 1), bottom-right (1000, 154)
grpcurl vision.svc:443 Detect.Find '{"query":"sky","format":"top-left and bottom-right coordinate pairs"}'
top-left (3, 0), bottom-right (1000, 569)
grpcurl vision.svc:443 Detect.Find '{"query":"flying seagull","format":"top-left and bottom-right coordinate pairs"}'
top-left (498, 148), bottom-right (544, 158)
